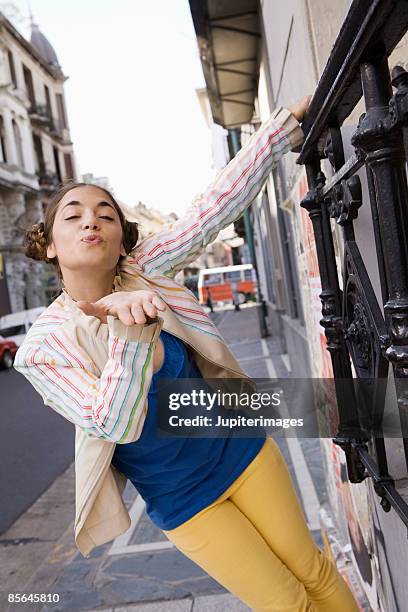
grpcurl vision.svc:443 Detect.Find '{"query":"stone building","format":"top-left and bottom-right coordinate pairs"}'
top-left (0, 12), bottom-right (76, 315)
top-left (81, 172), bottom-right (114, 196)
top-left (118, 199), bottom-right (177, 242)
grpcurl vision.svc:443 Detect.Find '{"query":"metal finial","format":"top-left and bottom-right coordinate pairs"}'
top-left (26, 0), bottom-right (35, 27)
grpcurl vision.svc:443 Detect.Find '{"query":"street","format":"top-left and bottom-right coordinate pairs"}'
top-left (0, 368), bottom-right (74, 534)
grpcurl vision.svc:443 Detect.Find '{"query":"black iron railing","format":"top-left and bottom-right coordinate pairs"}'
top-left (29, 106), bottom-right (67, 140)
top-left (37, 167), bottom-right (60, 191)
top-left (297, 0), bottom-right (408, 526)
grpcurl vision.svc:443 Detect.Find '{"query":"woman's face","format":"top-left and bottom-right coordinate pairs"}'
top-left (46, 185), bottom-right (127, 275)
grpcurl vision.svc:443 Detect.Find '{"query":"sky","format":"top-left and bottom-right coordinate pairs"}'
top-left (5, 0), bottom-right (215, 217)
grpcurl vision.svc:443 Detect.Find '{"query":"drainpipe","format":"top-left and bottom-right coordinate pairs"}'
top-left (228, 128), bottom-right (269, 338)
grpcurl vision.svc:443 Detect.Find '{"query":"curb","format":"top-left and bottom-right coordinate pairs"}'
top-left (76, 592), bottom-right (250, 611)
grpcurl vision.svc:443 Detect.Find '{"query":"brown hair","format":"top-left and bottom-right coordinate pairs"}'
top-left (24, 181), bottom-right (139, 281)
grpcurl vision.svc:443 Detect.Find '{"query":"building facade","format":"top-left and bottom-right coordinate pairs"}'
top-left (258, 4), bottom-right (408, 609)
top-left (190, 1), bottom-right (408, 610)
top-left (0, 13), bottom-right (76, 314)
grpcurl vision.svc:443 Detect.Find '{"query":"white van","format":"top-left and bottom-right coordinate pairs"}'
top-left (0, 306), bottom-right (46, 346)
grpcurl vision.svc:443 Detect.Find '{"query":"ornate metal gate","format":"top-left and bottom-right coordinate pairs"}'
top-left (298, 0), bottom-right (408, 526)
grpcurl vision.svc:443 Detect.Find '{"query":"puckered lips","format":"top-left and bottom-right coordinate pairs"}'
top-left (81, 234), bottom-right (104, 245)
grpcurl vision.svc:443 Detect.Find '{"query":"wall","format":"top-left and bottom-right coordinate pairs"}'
top-left (258, 1), bottom-right (408, 609)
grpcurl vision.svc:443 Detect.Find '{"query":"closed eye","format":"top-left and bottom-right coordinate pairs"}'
top-left (65, 216), bottom-right (114, 220)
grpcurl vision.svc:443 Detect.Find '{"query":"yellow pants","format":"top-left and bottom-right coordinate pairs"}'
top-left (162, 436), bottom-right (359, 611)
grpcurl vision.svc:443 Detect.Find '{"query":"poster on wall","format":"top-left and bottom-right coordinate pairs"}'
top-left (294, 172), bottom-right (334, 379)
top-left (290, 169), bottom-right (379, 609)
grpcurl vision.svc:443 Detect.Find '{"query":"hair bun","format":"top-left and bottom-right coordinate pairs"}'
top-left (123, 220), bottom-right (139, 254)
top-left (24, 221), bottom-right (50, 262)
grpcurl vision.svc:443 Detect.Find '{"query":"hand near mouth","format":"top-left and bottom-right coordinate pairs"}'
top-left (76, 290), bottom-right (167, 325)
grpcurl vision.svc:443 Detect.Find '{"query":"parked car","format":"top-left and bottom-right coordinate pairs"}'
top-left (0, 335), bottom-right (18, 369)
top-left (0, 306), bottom-right (46, 346)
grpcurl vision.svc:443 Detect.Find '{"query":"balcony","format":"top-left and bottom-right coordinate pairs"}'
top-left (28, 107), bottom-right (70, 143)
top-left (36, 168), bottom-right (60, 192)
top-left (28, 104), bottom-right (52, 128)
top-left (49, 118), bottom-right (68, 142)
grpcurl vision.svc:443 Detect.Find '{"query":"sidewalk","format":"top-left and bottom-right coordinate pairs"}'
top-left (2, 304), bottom-right (369, 611)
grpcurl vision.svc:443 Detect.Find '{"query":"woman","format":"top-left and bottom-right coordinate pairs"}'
top-left (14, 97), bottom-right (359, 611)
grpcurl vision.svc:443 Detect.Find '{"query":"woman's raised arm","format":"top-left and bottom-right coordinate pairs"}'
top-left (128, 101), bottom-right (308, 278)
top-left (13, 312), bottom-right (163, 444)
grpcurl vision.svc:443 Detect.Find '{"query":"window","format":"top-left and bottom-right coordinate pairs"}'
top-left (53, 146), bottom-right (62, 181)
top-left (23, 64), bottom-right (35, 107)
top-left (0, 116), bottom-right (7, 163)
top-left (12, 119), bottom-right (24, 168)
top-left (44, 85), bottom-right (52, 119)
top-left (244, 269), bottom-right (253, 280)
top-left (7, 50), bottom-right (17, 88)
top-left (33, 133), bottom-right (45, 172)
top-left (204, 273), bottom-right (223, 285)
top-left (0, 324), bottom-right (25, 337)
top-left (225, 270), bottom-right (241, 282)
top-left (56, 93), bottom-right (67, 129)
top-left (64, 152), bottom-right (74, 179)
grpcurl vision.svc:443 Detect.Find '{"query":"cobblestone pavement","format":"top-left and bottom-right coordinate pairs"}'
top-left (1, 304), bottom-right (365, 612)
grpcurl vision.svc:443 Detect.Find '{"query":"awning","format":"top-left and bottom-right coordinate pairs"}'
top-left (189, 0), bottom-right (260, 129)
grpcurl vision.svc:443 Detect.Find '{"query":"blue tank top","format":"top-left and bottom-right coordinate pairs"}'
top-left (111, 329), bottom-right (267, 530)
